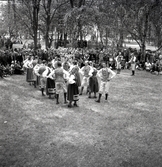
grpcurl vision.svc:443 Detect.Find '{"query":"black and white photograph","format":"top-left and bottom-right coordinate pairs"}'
top-left (0, 0), bottom-right (162, 166)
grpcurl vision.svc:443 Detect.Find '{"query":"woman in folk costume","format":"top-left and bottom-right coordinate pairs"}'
top-left (33, 59), bottom-right (41, 87)
top-left (35, 60), bottom-right (47, 96)
top-left (49, 61), bottom-right (69, 104)
top-left (67, 66), bottom-right (80, 107)
top-left (31, 56), bottom-right (39, 87)
top-left (45, 62), bottom-right (55, 98)
top-left (115, 52), bottom-right (122, 74)
top-left (88, 67), bottom-right (99, 98)
top-left (129, 53), bottom-right (136, 76)
top-left (79, 60), bottom-right (93, 95)
top-left (96, 62), bottom-right (116, 103)
top-left (23, 56), bottom-right (34, 84)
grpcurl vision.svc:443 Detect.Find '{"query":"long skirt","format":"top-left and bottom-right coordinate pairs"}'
top-left (75, 72), bottom-right (81, 87)
top-left (26, 68), bottom-right (35, 82)
top-left (46, 78), bottom-right (55, 95)
top-left (88, 76), bottom-right (99, 93)
top-left (67, 83), bottom-right (79, 101)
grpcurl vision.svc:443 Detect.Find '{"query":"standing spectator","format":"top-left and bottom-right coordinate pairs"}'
top-left (115, 52), bottom-right (122, 74)
top-left (129, 53), bottom-right (136, 76)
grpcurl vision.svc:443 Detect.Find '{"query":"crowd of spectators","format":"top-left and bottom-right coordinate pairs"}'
top-left (0, 45), bottom-right (162, 78)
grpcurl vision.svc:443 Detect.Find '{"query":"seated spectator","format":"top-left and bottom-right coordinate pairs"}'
top-left (145, 60), bottom-right (151, 71)
top-left (136, 60), bottom-right (143, 70)
top-left (14, 61), bottom-right (24, 74)
top-left (151, 60), bottom-right (161, 75)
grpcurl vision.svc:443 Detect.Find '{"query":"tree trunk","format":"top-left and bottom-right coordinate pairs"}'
top-left (32, 0), bottom-right (40, 51)
top-left (119, 29), bottom-right (124, 48)
top-left (45, 16), bottom-right (50, 49)
top-left (64, 33), bottom-right (67, 48)
top-left (141, 10), bottom-right (149, 62)
top-left (105, 27), bottom-right (108, 46)
top-left (140, 43), bottom-right (146, 62)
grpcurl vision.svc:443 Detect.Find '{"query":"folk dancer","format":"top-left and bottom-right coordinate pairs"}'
top-left (79, 61), bottom-right (93, 95)
top-left (45, 62), bottom-right (55, 98)
top-left (49, 61), bottom-right (69, 104)
top-left (96, 62), bottom-right (116, 103)
top-left (88, 68), bottom-right (99, 98)
top-left (33, 59), bottom-right (42, 88)
top-left (23, 56), bottom-right (34, 85)
top-left (67, 66), bottom-right (80, 107)
top-left (35, 60), bottom-right (47, 96)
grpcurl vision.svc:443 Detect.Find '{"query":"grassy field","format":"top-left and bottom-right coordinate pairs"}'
top-left (0, 70), bottom-right (162, 167)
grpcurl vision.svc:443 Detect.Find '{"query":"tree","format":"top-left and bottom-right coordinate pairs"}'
top-left (40, 0), bottom-right (68, 49)
top-left (117, 0), bottom-right (160, 60)
top-left (11, 0), bottom-right (41, 50)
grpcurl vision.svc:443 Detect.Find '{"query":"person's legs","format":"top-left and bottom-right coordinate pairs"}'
top-left (56, 94), bottom-right (59, 104)
top-left (55, 82), bottom-right (60, 104)
top-left (40, 77), bottom-right (45, 96)
top-left (62, 83), bottom-right (67, 103)
top-left (68, 101), bottom-right (72, 107)
top-left (96, 81), bottom-right (105, 103)
top-left (105, 82), bottom-right (110, 100)
top-left (73, 101), bottom-right (78, 107)
top-left (80, 76), bottom-right (89, 95)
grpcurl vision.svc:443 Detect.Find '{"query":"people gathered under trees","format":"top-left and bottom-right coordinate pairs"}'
top-left (0, 40), bottom-right (162, 107)
top-left (0, 45), bottom-right (162, 79)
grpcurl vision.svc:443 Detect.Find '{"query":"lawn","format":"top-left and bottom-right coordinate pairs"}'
top-left (0, 70), bottom-right (162, 167)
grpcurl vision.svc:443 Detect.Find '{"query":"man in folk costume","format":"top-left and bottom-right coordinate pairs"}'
top-left (35, 60), bottom-right (47, 96)
top-left (49, 61), bottom-right (69, 104)
top-left (79, 61), bottom-right (93, 95)
top-left (129, 53), bottom-right (136, 76)
top-left (96, 62), bottom-right (116, 103)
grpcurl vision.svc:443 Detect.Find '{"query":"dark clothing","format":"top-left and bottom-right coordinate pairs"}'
top-left (89, 76), bottom-right (99, 93)
top-left (67, 83), bottom-right (79, 101)
top-left (26, 68), bottom-right (35, 82)
top-left (46, 78), bottom-right (55, 95)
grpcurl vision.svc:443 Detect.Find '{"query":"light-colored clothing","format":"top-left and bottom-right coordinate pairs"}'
top-left (145, 62), bottom-right (151, 71)
top-left (49, 67), bottom-right (69, 94)
top-left (97, 68), bottom-right (116, 94)
top-left (35, 64), bottom-right (47, 88)
top-left (129, 56), bottom-right (136, 71)
top-left (79, 65), bottom-right (93, 87)
top-left (99, 81), bottom-right (110, 94)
